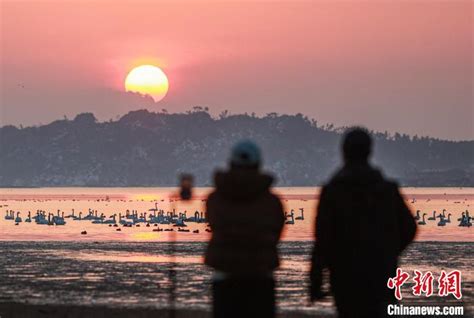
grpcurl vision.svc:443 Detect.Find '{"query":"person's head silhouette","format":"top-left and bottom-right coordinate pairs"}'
top-left (342, 128), bottom-right (372, 164)
top-left (230, 140), bottom-right (261, 170)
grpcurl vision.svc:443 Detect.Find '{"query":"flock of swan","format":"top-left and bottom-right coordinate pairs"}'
top-left (3, 207), bottom-right (211, 234)
top-left (4, 204), bottom-right (472, 230)
top-left (414, 209), bottom-right (472, 227)
top-left (3, 206), bottom-right (307, 234)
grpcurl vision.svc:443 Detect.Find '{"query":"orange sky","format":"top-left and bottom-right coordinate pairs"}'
top-left (1, 0), bottom-right (472, 140)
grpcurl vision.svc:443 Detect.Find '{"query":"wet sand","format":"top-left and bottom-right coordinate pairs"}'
top-left (0, 302), bottom-right (331, 318)
top-left (0, 241), bottom-right (471, 317)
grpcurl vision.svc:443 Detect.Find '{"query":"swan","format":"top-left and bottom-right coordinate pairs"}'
top-left (174, 217), bottom-right (187, 227)
top-left (103, 214), bottom-right (117, 224)
top-left (418, 213), bottom-right (427, 225)
top-left (125, 210), bottom-right (135, 220)
top-left (437, 209), bottom-right (446, 219)
top-left (120, 213), bottom-right (133, 226)
top-left (53, 214), bottom-right (66, 225)
top-left (72, 211), bottom-right (81, 220)
top-left (93, 210), bottom-right (102, 221)
top-left (460, 216), bottom-right (472, 227)
top-left (149, 202), bottom-right (159, 214)
top-left (134, 213), bottom-right (147, 223)
top-left (427, 211), bottom-right (436, 221)
top-left (15, 212), bottom-right (22, 223)
top-left (149, 213), bottom-right (160, 224)
top-left (47, 213), bottom-right (54, 226)
top-left (5, 210), bottom-right (14, 220)
top-left (36, 214), bottom-right (49, 225)
top-left (445, 213), bottom-right (452, 223)
top-left (285, 211), bottom-right (295, 225)
top-left (92, 213), bottom-right (106, 224)
top-left (437, 216), bottom-right (446, 226)
top-left (66, 209), bottom-right (75, 218)
top-left (295, 208), bottom-right (304, 220)
top-left (25, 211), bottom-right (32, 223)
top-left (459, 212), bottom-right (472, 227)
top-left (186, 211), bottom-right (200, 222)
top-left (83, 209), bottom-right (94, 220)
top-left (414, 210), bottom-right (421, 221)
top-left (32, 211), bottom-right (40, 220)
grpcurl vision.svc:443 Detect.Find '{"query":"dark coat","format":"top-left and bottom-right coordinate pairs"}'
top-left (310, 163), bottom-right (417, 311)
top-left (204, 169), bottom-right (285, 275)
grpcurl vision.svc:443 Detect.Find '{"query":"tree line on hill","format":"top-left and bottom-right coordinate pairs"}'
top-left (0, 108), bottom-right (472, 187)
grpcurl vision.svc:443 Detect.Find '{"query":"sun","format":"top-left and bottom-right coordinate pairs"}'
top-left (125, 65), bottom-right (169, 102)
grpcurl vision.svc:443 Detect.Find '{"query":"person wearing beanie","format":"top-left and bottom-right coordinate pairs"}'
top-left (310, 128), bottom-right (417, 318)
top-left (205, 140), bottom-right (285, 318)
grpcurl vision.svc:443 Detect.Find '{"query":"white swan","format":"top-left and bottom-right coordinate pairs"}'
top-left (437, 216), bottom-right (446, 226)
top-left (427, 211), bottom-right (436, 221)
top-left (5, 210), bottom-right (14, 220)
top-left (285, 210), bottom-right (295, 225)
top-left (418, 213), bottom-right (427, 225)
top-left (295, 208), bottom-right (304, 220)
top-left (414, 210), bottom-right (421, 221)
top-left (14, 212), bottom-right (22, 223)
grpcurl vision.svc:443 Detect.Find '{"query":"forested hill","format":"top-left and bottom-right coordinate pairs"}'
top-left (0, 109), bottom-right (472, 187)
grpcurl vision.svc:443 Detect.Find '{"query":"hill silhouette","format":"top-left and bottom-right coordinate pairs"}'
top-left (0, 108), bottom-right (472, 187)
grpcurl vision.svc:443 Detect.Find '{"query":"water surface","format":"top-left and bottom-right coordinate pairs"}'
top-left (1, 187), bottom-right (473, 242)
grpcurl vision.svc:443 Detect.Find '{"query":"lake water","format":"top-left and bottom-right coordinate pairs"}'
top-left (0, 187), bottom-right (472, 315)
top-left (1, 187), bottom-right (473, 242)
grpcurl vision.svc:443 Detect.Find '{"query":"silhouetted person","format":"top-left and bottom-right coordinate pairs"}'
top-left (205, 140), bottom-right (285, 318)
top-left (310, 128), bottom-right (417, 318)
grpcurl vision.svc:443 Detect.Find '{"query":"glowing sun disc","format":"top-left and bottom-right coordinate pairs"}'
top-left (125, 65), bottom-right (169, 102)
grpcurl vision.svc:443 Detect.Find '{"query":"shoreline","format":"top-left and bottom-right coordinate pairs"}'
top-left (0, 302), bottom-right (333, 318)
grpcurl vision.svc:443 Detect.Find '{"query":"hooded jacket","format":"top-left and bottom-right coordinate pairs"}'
top-left (204, 169), bottom-right (285, 275)
top-left (311, 163), bottom-right (417, 308)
